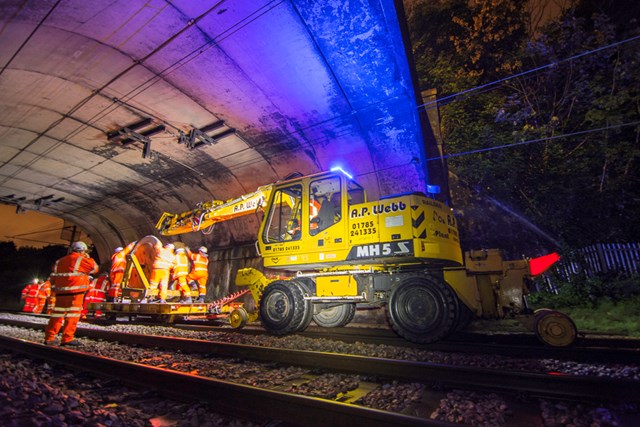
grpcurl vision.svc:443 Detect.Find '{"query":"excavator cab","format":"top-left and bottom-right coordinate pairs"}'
top-left (258, 170), bottom-right (366, 269)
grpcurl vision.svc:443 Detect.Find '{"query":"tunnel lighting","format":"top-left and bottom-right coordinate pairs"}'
top-left (330, 166), bottom-right (353, 179)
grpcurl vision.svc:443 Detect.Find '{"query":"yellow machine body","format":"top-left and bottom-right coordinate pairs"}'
top-left (155, 169), bottom-right (574, 345)
top-left (444, 249), bottom-right (531, 318)
top-left (254, 171), bottom-right (463, 269)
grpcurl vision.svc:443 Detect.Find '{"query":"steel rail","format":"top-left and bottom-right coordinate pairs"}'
top-left (98, 318), bottom-right (639, 364)
top-left (0, 335), bottom-right (451, 427)
top-left (296, 326), bottom-right (640, 364)
top-left (2, 318), bottom-right (638, 403)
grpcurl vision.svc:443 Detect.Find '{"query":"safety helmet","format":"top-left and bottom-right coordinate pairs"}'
top-left (164, 243), bottom-right (175, 250)
top-left (175, 247), bottom-right (185, 253)
top-left (198, 246), bottom-right (208, 254)
top-left (71, 241), bottom-right (88, 252)
top-left (114, 246), bottom-right (124, 253)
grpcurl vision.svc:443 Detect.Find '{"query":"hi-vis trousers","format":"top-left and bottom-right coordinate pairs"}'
top-left (44, 293), bottom-right (84, 344)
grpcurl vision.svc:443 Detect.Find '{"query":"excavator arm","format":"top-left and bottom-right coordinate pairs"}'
top-left (156, 184), bottom-right (274, 236)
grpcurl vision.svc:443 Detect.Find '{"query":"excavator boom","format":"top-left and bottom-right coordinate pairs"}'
top-left (156, 184), bottom-right (274, 236)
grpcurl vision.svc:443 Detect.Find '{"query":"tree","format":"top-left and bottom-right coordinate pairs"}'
top-left (407, 0), bottom-right (640, 252)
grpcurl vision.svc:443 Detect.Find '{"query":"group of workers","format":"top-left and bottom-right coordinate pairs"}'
top-left (145, 242), bottom-right (209, 304)
top-left (20, 278), bottom-right (52, 314)
top-left (21, 239), bottom-right (209, 347)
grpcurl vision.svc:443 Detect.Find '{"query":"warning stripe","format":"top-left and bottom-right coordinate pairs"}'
top-left (411, 205), bottom-right (428, 239)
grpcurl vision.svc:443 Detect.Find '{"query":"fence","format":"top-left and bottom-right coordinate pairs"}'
top-left (554, 243), bottom-right (640, 279)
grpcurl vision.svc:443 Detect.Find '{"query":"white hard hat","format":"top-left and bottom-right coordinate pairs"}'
top-left (71, 241), bottom-right (88, 252)
top-left (114, 246), bottom-right (124, 253)
top-left (175, 247), bottom-right (185, 253)
top-left (164, 243), bottom-right (175, 250)
top-left (199, 246), bottom-right (208, 254)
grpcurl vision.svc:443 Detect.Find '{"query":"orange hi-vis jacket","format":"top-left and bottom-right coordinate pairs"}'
top-left (110, 249), bottom-right (127, 282)
top-left (50, 252), bottom-right (99, 295)
top-left (86, 275), bottom-right (110, 302)
top-left (37, 280), bottom-right (51, 299)
top-left (21, 283), bottom-right (39, 312)
top-left (187, 252), bottom-right (208, 279)
top-left (33, 280), bottom-right (52, 314)
top-left (83, 275), bottom-right (110, 317)
top-left (172, 251), bottom-right (189, 279)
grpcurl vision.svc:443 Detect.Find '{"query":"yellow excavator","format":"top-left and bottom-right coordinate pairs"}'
top-left (156, 168), bottom-right (577, 346)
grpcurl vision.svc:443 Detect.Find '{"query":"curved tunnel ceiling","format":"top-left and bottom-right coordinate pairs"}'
top-left (0, 0), bottom-right (436, 259)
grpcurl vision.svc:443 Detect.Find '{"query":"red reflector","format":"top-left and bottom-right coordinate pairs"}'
top-left (529, 252), bottom-right (560, 276)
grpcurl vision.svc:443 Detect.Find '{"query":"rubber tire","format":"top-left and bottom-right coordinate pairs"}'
top-left (313, 304), bottom-right (356, 328)
top-left (259, 281), bottom-right (307, 335)
top-left (229, 307), bottom-right (249, 329)
top-left (387, 276), bottom-right (458, 344)
top-left (534, 310), bottom-right (577, 347)
top-left (290, 279), bottom-right (313, 332)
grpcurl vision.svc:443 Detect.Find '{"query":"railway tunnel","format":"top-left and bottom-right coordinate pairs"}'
top-left (0, 0), bottom-right (446, 283)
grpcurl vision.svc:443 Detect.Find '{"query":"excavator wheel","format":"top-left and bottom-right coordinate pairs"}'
top-left (259, 281), bottom-right (307, 335)
top-left (290, 279), bottom-right (313, 332)
top-left (229, 307), bottom-right (249, 329)
top-left (534, 309), bottom-right (577, 347)
top-left (313, 303), bottom-right (356, 328)
top-left (387, 276), bottom-right (458, 344)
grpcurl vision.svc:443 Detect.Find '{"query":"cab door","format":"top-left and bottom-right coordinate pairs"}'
top-left (304, 175), bottom-right (348, 264)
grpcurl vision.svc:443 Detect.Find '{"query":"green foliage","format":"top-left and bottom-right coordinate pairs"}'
top-left (529, 273), bottom-right (640, 308)
top-left (408, 0), bottom-right (640, 248)
top-left (529, 274), bottom-right (640, 335)
top-left (557, 297), bottom-right (640, 336)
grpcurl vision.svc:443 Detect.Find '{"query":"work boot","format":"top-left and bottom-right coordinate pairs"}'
top-left (44, 340), bottom-right (57, 346)
top-left (180, 297), bottom-right (192, 304)
top-left (60, 340), bottom-right (82, 347)
top-left (196, 295), bottom-right (205, 303)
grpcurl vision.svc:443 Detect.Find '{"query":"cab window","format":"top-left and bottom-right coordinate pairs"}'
top-left (263, 185), bottom-right (302, 243)
top-left (309, 177), bottom-right (341, 235)
top-left (347, 179), bottom-right (365, 205)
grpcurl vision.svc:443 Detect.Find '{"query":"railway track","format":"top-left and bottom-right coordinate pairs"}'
top-left (0, 335), bottom-right (442, 426)
top-left (1, 317), bottom-right (638, 404)
top-left (78, 315), bottom-right (640, 364)
top-left (1, 315), bottom-right (639, 426)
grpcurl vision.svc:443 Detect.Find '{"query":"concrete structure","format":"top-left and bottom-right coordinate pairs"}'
top-left (0, 0), bottom-right (439, 261)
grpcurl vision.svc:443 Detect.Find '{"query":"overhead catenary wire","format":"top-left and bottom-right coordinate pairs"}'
top-left (426, 120), bottom-right (640, 162)
top-left (418, 33), bottom-right (640, 111)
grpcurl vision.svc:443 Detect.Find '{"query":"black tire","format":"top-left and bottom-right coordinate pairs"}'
top-left (313, 303), bottom-right (356, 328)
top-left (290, 279), bottom-right (313, 332)
top-left (259, 281), bottom-right (306, 335)
top-left (387, 276), bottom-right (458, 344)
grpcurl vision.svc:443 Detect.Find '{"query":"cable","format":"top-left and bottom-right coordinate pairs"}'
top-left (428, 120), bottom-right (640, 161)
top-left (418, 33), bottom-right (640, 111)
top-left (0, 0), bottom-right (62, 76)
